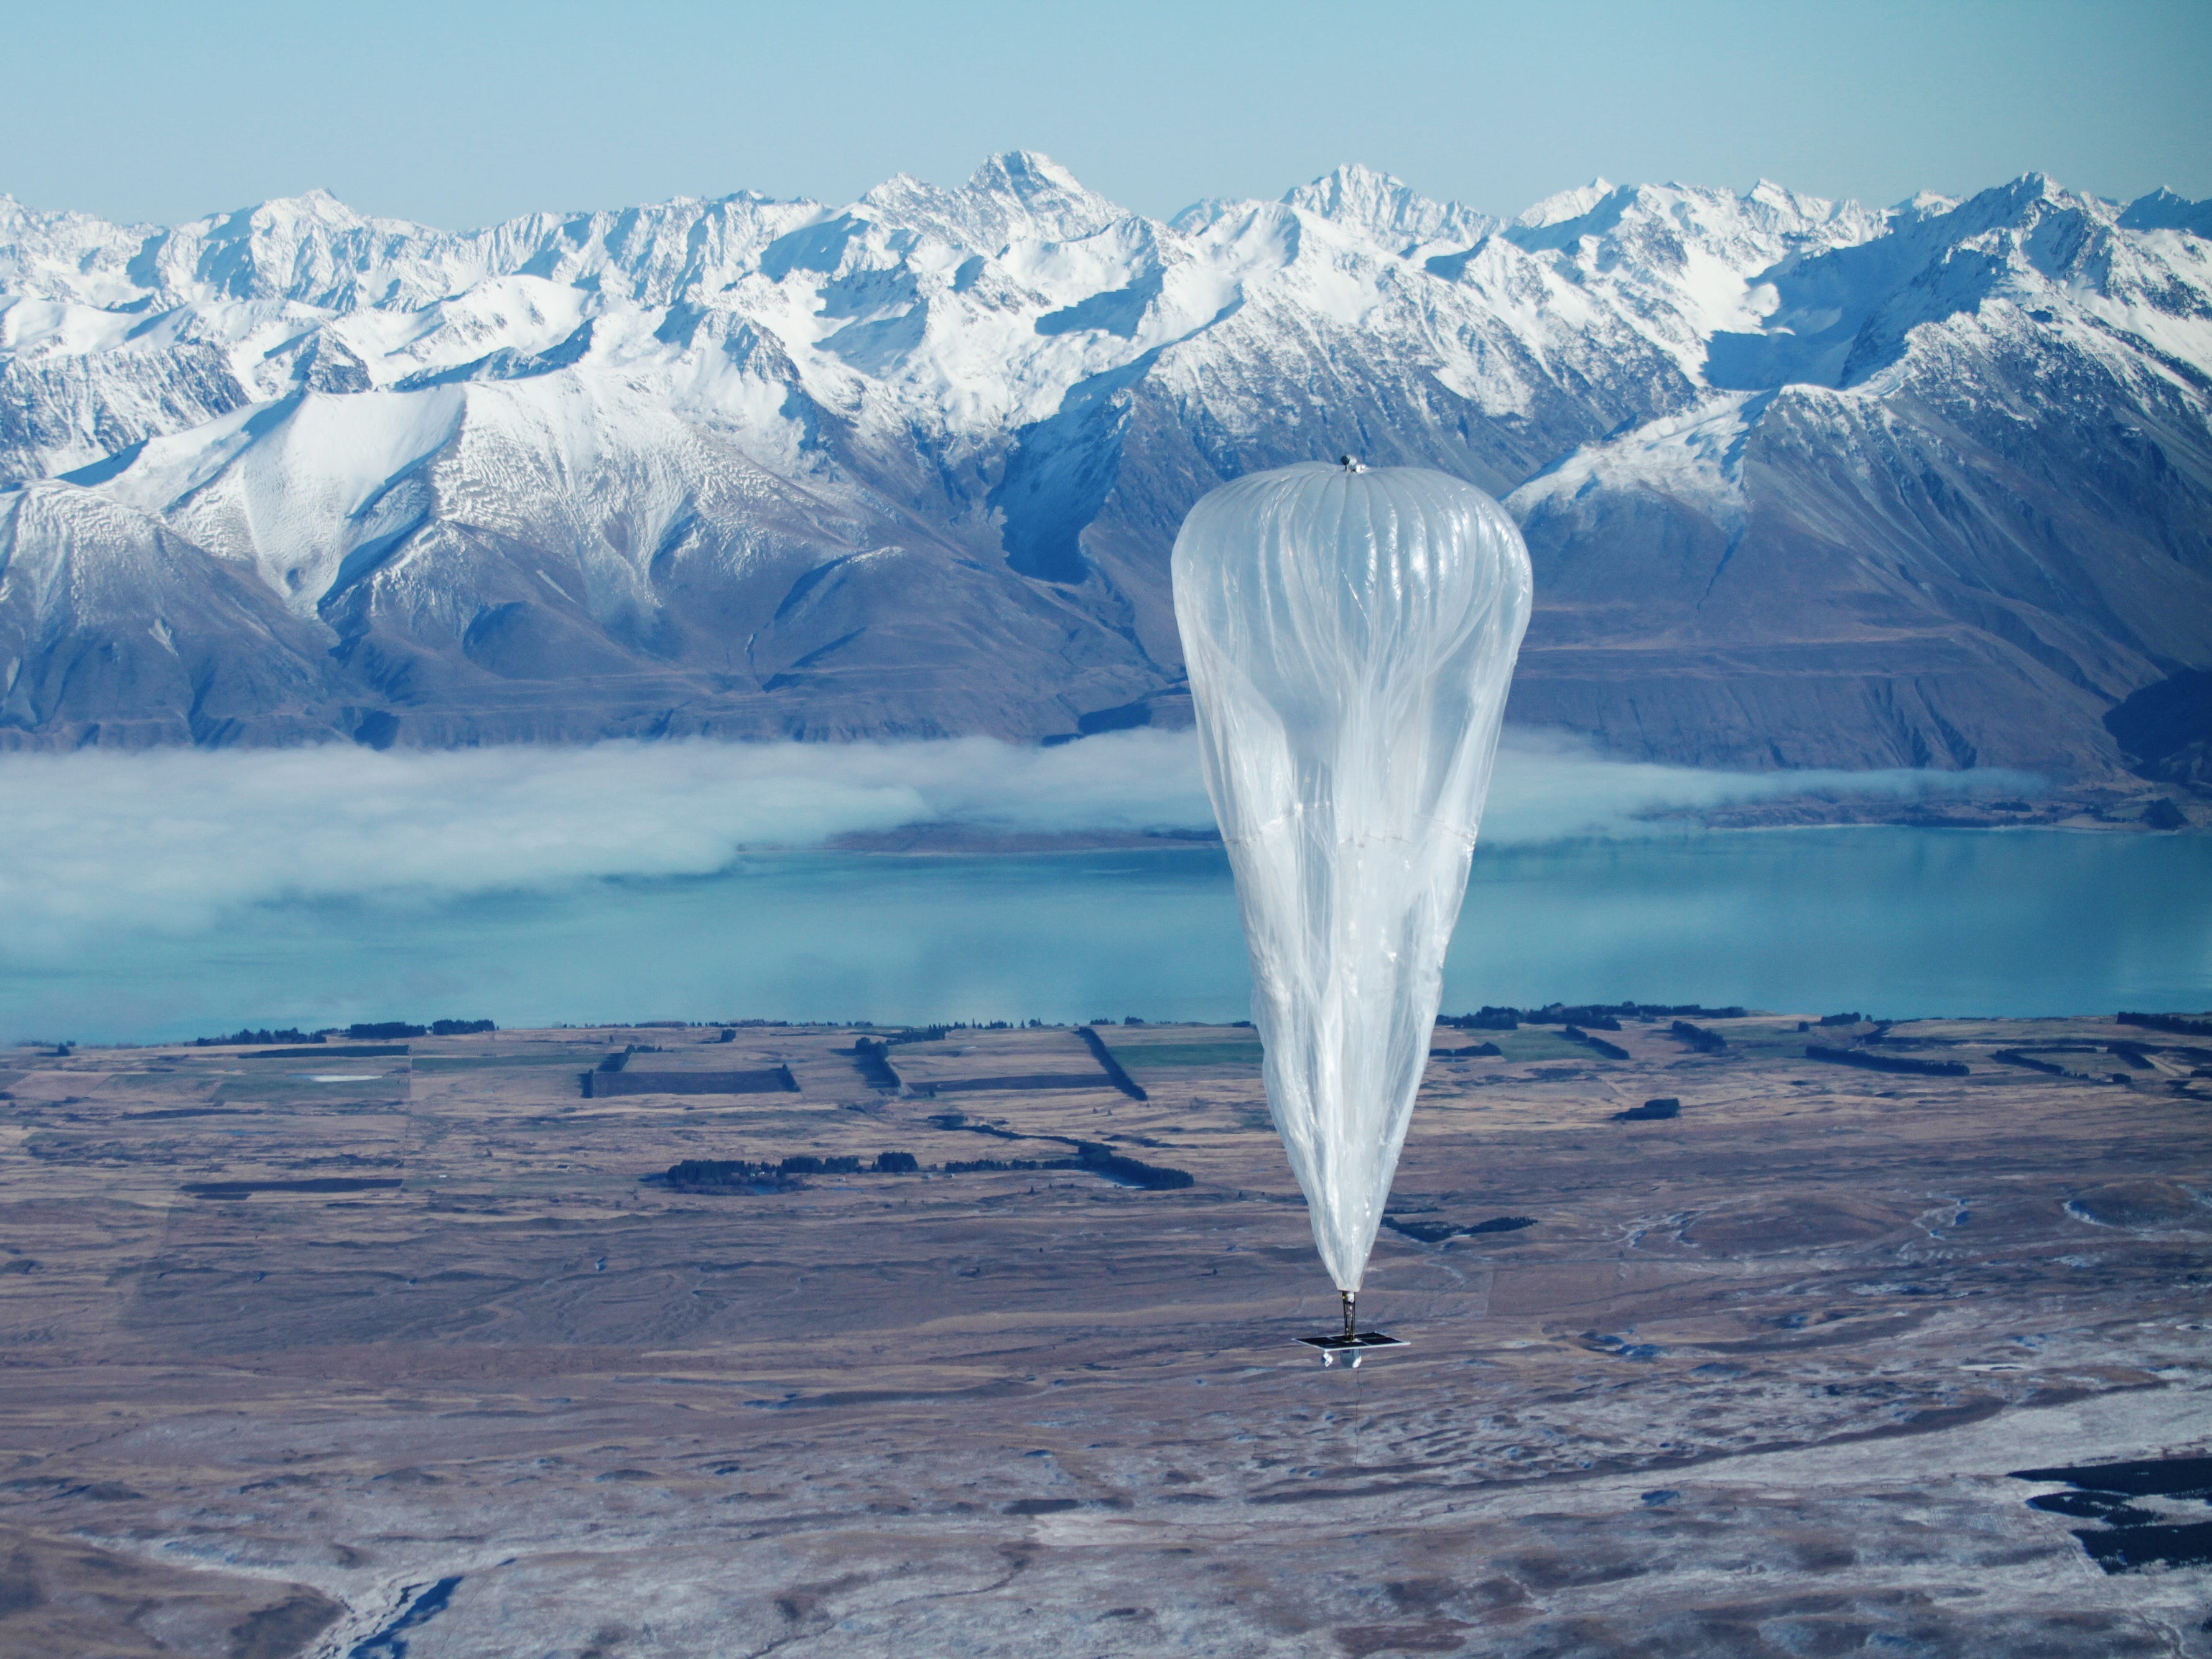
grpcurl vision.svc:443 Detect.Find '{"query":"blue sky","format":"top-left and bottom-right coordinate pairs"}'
top-left (8, 0), bottom-right (2208, 228)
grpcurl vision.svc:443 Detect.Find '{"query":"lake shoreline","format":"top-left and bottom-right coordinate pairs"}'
top-left (817, 808), bottom-right (2203, 857)
top-left (6, 829), bottom-right (2206, 1045)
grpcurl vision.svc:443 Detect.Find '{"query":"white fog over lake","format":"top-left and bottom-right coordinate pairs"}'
top-left (2, 733), bottom-right (2203, 1042)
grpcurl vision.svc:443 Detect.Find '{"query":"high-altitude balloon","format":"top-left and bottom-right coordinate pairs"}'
top-left (1173, 460), bottom-right (1533, 1298)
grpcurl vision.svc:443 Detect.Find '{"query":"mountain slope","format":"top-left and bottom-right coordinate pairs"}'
top-left (1509, 177), bottom-right (2212, 776)
top-left (1, 157), bottom-right (2207, 783)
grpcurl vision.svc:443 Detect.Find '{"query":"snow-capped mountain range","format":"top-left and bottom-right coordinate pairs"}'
top-left (2, 153), bottom-right (2208, 783)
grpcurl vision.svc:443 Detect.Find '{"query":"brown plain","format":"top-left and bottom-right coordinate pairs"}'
top-left (0, 1015), bottom-right (2205, 1657)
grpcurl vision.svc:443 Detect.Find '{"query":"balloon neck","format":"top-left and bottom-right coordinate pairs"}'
top-left (1341, 1290), bottom-right (1357, 1339)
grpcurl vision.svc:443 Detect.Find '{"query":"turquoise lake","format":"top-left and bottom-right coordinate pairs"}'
top-left (6, 827), bottom-right (2206, 1044)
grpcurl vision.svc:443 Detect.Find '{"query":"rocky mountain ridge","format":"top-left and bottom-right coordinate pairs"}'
top-left (1, 155), bottom-right (2207, 788)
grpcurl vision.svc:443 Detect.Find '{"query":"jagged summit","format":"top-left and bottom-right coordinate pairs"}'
top-left (1280, 164), bottom-right (1497, 247)
top-left (1, 164), bottom-right (2206, 779)
top-left (965, 149), bottom-right (1089, 201)
top-left (2121, 185), bottom-right (2212, 235)
top-left (256, 186), bottom-right (363, 216)
top-left (857, 149), bottom-right (1123, 251)
top-left (1515, 179), bottom-right (1617, 230)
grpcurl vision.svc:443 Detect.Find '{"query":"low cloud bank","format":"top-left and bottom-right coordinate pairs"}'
top-left (0, 731), bottom-right (2032, 955)
top-left (1482, 732), bottom-right (2036, 843)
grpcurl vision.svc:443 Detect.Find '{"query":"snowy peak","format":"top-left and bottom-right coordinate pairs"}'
top-left (0, 161), bottom-right (2205, 491)
top-left (156, 190), bottom-right (442, 307)
top-left (859, 151), bottom-right (1125, 252)
top-left (0, 167), bottom-right (2198, 477)
top-left (235, 187), bottom-right (377, 231)
top-left (1841, 173), bottom-right (2205, 338)
top-left (967, 150), bottom-right (1112, 226)
top-left (1940, 171), bottom-right (2096, 238)
top-left (1505, 177), bottom-right (1884, 261)
top-left (2119, 186), bottom-right (2212, 238)
top-left (1480, 180), bottom-right (1899, 381)
top-left (1739, 179), bottom-right (1887, 242)
top-left (1515, 179), bottom-right (1617, 231)
top-left (1280, 164), bottom-right (1498, 249)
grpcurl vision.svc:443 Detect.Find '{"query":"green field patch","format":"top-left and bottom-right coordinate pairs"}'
top-left (1475, 1029), bottom-right (1597, 1062)
top-left (1109, 1041), bottom-right (1264, 1069)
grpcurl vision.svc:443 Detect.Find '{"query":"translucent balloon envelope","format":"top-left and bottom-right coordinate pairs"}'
top-left (1172, 462), bottom-right (1533, 1293)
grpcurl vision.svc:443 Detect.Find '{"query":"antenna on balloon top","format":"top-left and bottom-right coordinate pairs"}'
top-left (1340, 454), bottom-right (1367, 473)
